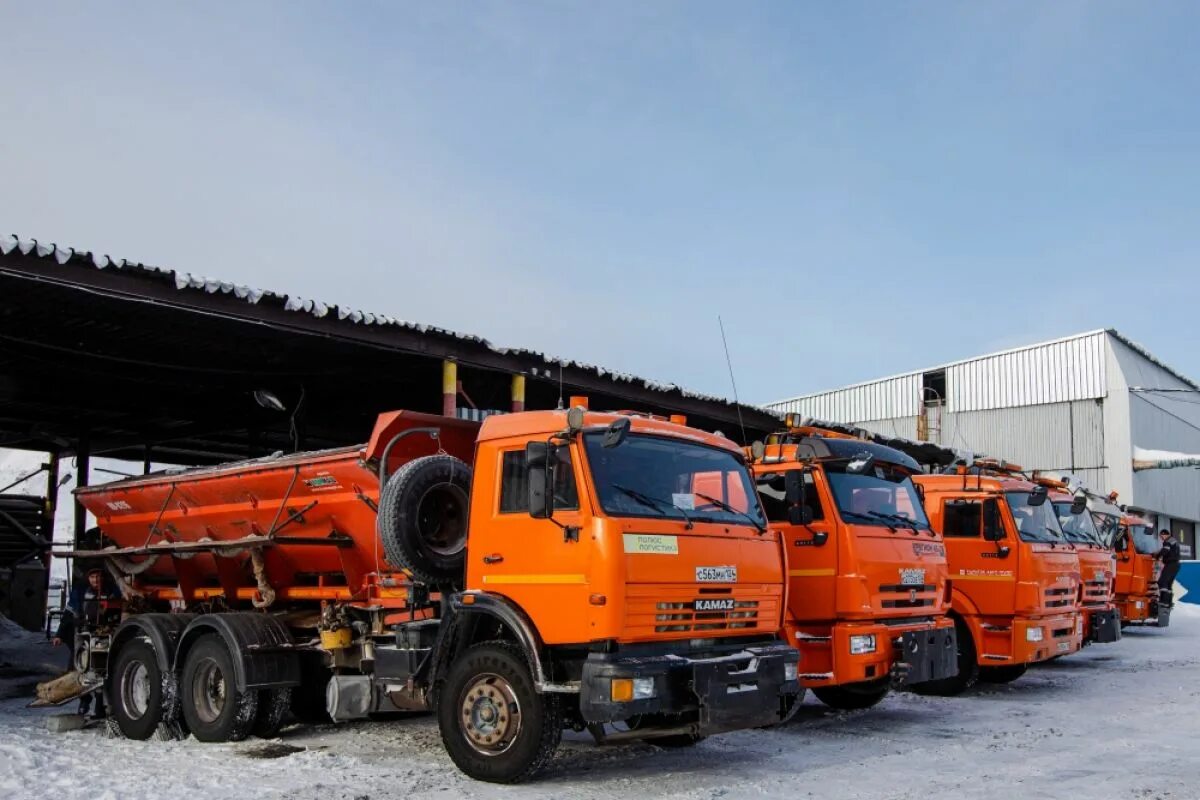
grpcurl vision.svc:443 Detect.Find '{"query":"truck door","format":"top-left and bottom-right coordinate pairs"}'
top-left (758, 468), bottom-right (837, 622)
top-left (468, 441), bottom-right (593, 644)
top-left (940, 496), bottom-right (1013, 616)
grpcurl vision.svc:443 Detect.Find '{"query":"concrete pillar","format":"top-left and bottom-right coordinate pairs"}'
top-left (511, 374), bottom-right (526, 413)
top-left (73, 437), bottom-right (90, 548)
top-left (442, 360), bottom-right (457, 418)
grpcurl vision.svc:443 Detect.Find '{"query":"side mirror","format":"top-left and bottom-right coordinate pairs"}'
top-left (846, 452), bottom-right (876, 475)
top-left (602, 417), bottom-right (631, 449)
top-left (750, 440), bottom-right (766, 462)
top-left (525, 441), bottom-right (554, 519)
top-left (1071, 495), bottom-right (1087, 515)
top-left (983, 501), bottom-right (1005, 541)
top-left (788, 505), bottom-right (814, 526)
top-left (1028, 485), bottom-right (1049, 506)
top-left (784, 470), bottom-right (803, 505)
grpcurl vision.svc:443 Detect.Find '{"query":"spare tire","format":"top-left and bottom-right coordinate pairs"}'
top-left (378, 454), bottom-right (471, 584)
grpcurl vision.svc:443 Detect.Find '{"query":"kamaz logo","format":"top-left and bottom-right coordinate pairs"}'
top-left (693, 598), bottom-right (736, 612)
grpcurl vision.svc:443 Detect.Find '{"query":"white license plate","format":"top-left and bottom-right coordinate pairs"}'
top-left (1057, 642), bottom-right (1071, 653)
top-left (696, 566), bottom-right (737, 583)
top-left (900, 568), bottom-right (926, 586)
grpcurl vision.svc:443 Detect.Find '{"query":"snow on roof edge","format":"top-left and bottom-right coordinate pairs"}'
top-left (0, 232), bottom-right (749, 409)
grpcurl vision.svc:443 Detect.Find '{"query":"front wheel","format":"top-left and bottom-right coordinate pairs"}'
top-left (437, 641), bottom-right (561, 784)
top-left (979, 664), bottom-right (1028, 684)
top-left (812, 680), bottom-right (889, 711)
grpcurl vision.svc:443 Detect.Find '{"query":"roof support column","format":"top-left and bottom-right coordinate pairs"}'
top-left (511, 374), bottom-right (526, 413)
top-left (73, 436), bottom-right (90, 549)
top-left (442, 360), bottom-right (457, 418)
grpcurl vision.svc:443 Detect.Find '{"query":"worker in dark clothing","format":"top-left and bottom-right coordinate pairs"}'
top-left (1157, 530), bottom-right (1182, 608)
top-left (51, 568), bottom-right (112, 718)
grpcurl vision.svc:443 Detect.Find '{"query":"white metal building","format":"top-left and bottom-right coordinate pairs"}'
top-left (766, 330), bottom-right (1200, 560)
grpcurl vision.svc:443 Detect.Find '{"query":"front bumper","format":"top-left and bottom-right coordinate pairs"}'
top-left (790, 617), bottom-right (957, 688)
top-left (997, 613), bottom-right (1082, 664)
top-left (580, 641), bottom-right (800, 735)
top-left (1084, 607), bottom-right (1121, 644)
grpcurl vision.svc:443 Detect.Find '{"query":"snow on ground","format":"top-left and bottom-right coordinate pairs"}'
top-left (2, 609), bottom-right (1198, 800)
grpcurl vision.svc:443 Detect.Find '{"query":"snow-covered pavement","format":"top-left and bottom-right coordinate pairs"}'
top-left (2, 608), bottom-right (1197, 800)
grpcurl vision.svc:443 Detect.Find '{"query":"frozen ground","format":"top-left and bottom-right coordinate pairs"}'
top-left (2, 608), bottom-right (1197, 800)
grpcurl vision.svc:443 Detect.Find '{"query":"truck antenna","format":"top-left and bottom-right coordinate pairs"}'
top-left (718, 315), bottom-right (748, 445)
top-left (556, 362), bottom-right (564, 410)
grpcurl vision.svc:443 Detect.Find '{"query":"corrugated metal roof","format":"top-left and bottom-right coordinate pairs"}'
top-left (0, 233), bottom-right (748, 410)
top-left (766, 329), bottom-right (1197, 415)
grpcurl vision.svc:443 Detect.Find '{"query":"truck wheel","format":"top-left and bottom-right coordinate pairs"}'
top-left (910, 618), bottom-right (978, 697)
top-left (812, 680), bottom-right (889, 711)
top-left (378, 454), bottom-right (471, 585)
top-left (108, 640), bottom-right (172, 740)
top-left (181, 634), bottom-right (259, 742)
top-left (978, 664), bottom-right (1027, 684)
top-left (252, 688), bottom-right (292, 738)
top-left (437, 640), bottom-right (562, 784)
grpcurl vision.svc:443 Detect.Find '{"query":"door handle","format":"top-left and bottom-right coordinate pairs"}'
top-left (483, 553), bottom-right (504, 564)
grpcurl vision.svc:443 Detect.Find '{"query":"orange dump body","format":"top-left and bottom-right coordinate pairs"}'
top-left (74, 411), bottom-right (481, 608)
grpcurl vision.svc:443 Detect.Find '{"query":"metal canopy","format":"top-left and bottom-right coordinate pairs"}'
top-left (0, 238), bottom-right (780, 465)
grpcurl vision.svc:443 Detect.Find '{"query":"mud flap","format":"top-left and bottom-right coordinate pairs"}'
top-left (897, 626), bottom-right (958, 686)
top-left (1088, 609), bottom-right (1122, 643)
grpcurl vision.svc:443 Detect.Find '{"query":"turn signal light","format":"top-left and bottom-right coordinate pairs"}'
top-left (611, 678), bottom-right (634, 702)
top-left (589, 593), bottom-right (607, 606)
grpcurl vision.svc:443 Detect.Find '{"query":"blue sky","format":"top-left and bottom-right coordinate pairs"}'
top-left (2, 2), bottom-right (1197, 404)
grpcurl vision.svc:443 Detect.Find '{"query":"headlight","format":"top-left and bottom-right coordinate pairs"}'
top-left (849, 634), bottom-right (876, 655)
top-left (784, 661), bottom-right (798, 682)
top-left (611, 677), bottom-right (656, 702)
top-left (1026, 627), bottom-right (1044, 643)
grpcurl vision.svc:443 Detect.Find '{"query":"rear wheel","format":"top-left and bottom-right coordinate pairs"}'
top-left (108, 640), bottom-right (174, 740)
top-left (437, 641), bottom-right (561, 784)
top-left (910, 617), bottom-right (978, 697)
top-left (180, 634), bottom-right (258, 742)
top-left (252, 688), bottom-right (292, 738)
top-left (812, 680), bottom-right (889, 711)
top-left (978, 664), bottom-right (1028, 684)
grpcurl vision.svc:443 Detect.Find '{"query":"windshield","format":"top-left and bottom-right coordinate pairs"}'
top-left (583, 432), bottom-right (765, 529)
top-left (824, 462), bottom-right (931, 532)
top-left (1091, 512), bottom-right (1121, 548)
top-left (1129, 524), bottom-right (1162, 556)
top-left (1053, 502), bottom-right (1102, 546)
top-left (1005, 492), bottom-right (1066, 543)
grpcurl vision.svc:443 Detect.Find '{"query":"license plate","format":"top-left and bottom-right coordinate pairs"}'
top-left (1094, 570), bottom-right (1106, 582)
top-left (900, 568), bottom-right (926, 586)
top-left (696, 566), bottom-right (737, 583)
top-left (694, 598), bottom-right (736, 612)
top-left (1057, 642), bottom-right (1070, 653)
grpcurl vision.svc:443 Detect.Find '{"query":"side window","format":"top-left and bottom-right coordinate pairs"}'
top-left (499, 447), bottom-right (579, 514)
top-left (943, 499), bottom-right (982, 538)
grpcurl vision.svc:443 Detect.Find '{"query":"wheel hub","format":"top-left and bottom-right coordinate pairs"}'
top-left (459, 673), bottom-right (521, 756)
top-left (120, 661), bottom-right (151, 719)
top-left (192, 658), bottom-right (228, 724)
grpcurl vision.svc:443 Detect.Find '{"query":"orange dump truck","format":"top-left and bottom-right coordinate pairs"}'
top-left (1087, 492), bottom-right (1166, 627)
top-left (1049, 488), bottom-right (1120, 645)
top-left (63, 406), bottom-right (799, 783)
top-left (749, 423), bottom-right (957, 709)
top-left (912, 461), bottom-right (1083, 694)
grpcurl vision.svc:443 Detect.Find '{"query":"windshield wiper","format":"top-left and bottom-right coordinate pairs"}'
top-left (611, 484), bottom-right (694, 530)
top-left (695, 492), bottom-right (767, 534)
top-left (842, 510), bottom-right (896, 531)
top-left (867, 511), bottom-right (929, 536)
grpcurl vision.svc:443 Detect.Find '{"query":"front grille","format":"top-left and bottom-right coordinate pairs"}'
top-left (654, 600), bottom-right (761, 633)
top-left (1045, 587), bottom-right (1073, 608)
top-left (878, 583), bottom-right (937, 609)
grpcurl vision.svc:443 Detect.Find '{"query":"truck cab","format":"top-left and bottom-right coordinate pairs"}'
top-left (913, 462), bottom-right (1083, 694)
top-left (1050, 489), bottom-right (1120, 645)
top-left (1095, 503), bottom-right (1164, 627)
top-left (750, 425), bottom-right (957, 710)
